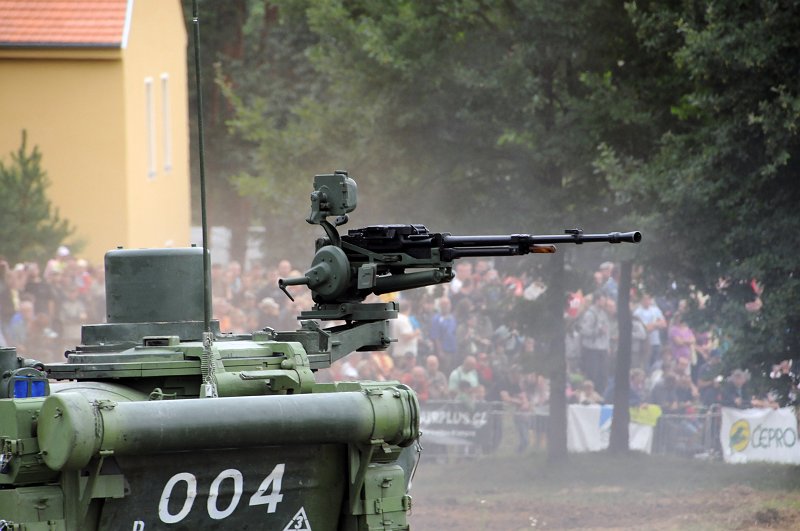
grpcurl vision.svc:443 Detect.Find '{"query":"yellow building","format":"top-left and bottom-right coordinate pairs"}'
top-left (0, 0), bottom-right (190, 264)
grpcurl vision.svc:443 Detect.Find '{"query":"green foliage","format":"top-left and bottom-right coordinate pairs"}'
top-left (223, 0), bottom-right (636, 235)
top-left (0, 131), bottom-right (75, 264)
top-left (594, 1), bottom-right (800, 370)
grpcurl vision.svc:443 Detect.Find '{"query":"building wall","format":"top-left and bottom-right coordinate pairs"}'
top-left (122, 0), bottom-right (190, 250)
top-left (0, 0), bottom-right (189, 265)
top-left (0, 53), bottom-right (129, 264)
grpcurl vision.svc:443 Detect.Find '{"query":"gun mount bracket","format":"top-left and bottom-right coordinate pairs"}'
top-left (299, 302), bottom-right (399, 322)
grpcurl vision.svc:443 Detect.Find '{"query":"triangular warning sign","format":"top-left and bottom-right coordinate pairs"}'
top-left (282, 507), bottom-right (312, 531)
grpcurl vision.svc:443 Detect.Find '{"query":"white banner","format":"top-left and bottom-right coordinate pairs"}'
top-left (720, 407), bottom-right (800, 464)
top-left (567, 404), bottom-right (654, 454)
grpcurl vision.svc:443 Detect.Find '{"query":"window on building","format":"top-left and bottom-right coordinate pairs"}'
top-left (161, 73), bottom-right (172, 173)
top-left (145, 77), bottom-right (156, 178)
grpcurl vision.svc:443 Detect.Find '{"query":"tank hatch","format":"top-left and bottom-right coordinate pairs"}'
top-left (80, 247), bottom-right (215, 345)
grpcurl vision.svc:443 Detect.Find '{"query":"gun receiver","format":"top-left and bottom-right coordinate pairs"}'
top-left (279, 172), bottom-right (641, 324)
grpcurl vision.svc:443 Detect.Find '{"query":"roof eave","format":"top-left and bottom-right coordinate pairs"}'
top-left (0, 42), bottom-right (123, 49)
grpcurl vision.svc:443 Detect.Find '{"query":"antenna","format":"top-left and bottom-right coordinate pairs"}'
top-left (191, 0), bottom-right (218, 398)
top-left (191, 0), bottom-right (211, 335)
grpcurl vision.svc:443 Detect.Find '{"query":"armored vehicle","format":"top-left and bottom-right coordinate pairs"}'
top-left (0, 172), bottom-right (640, 530)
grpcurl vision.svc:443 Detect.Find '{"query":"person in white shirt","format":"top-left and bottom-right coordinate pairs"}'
top-left (633, 293), bottom-right (667, 367)
top-left (392, 299), bottom-right (420, 358)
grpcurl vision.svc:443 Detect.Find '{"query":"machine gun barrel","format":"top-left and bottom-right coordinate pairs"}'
top-left (439, 230), bottom-right (641, 259)
top-left (442, 230), bottom-right (642, 248)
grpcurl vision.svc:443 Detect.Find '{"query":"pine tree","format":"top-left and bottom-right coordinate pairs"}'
top-left (0, 131), bottom-right (76, 264)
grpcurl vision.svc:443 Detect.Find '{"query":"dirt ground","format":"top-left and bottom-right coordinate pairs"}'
top-left (407, 452), bottom-right (800, 530)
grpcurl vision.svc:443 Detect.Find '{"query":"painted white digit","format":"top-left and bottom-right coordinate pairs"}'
top-left (132, 521), bottom-right (145, 531)
top-left (249, 463), bottom-right (285, 513)
top-left (207, 468), bottom-right (244, 520)
top-left (158, 472), bottom-right (197, 524)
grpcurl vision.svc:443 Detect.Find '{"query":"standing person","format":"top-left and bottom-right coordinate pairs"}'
top-left (668, 310), bottom-right (696, 367)
top-left (257, 297), bottom-right (281, 326)
top-left (210, 263), bottom-right (226, 299)
top-left (697, 351), bottom-right (723, 407)
top-left (500, 369), bottom-right (532, 453)
top-left (394, 351), bottom-right (417, 381)
top-left (456, 311), bottom-right (490, 357)
top-left (58, 286), bottom-right (87, 351)
top-left (633, 293), bottom-right (667, 368)
top-left (675, 373), bottom-right (699, 412)
top-left (225, 261), bottom-right (244, 304)
top-left (6, 299), bottom-right (34, 352)
top-left (44, 246), bottom-right (71, 276)
top-left (85, 265), bottom-right (106, 323)
top-left (23, 262), bottom-right (57, 326)
top-left (721, 369), bottom-right (753, 409)
top-left (650, 372), bottom-right (680, 413)
top-left (578, 292), bottom-right (611, 395)
top-left (448, 355), bottom-right (480, 397)
top-left (474, 352), bottom-right (494, 394)
top-left (604, 295), bottom-right (618, 380)
top-left (413, 292), bottom-right (436, 357)
top-left (449, 260), bottom-right (472, 298)
top-left (631, 313), bottom-right (650, 371)
top-left (429, 296), bottom-right (458, 371)
top-left (598, 261), bottom-right (618, 300)
top-left (392, 299), bottom-right (420, 359)
top-left (400, 366), bottom-right (430, 403)
top-left (424, 354), bottom-right (449, 400)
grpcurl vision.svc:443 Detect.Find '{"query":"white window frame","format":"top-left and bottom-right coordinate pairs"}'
top-left (145, 77), bottom-right (156, 179)
top-left (161, 73), bottom-right (172, 173)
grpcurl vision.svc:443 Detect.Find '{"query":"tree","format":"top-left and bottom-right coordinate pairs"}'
top-left (609, 260), bottom-right (632, 453)
top-left (596, 1), bottom-right (800, 382)
top-left (0, 131), bottom-right (76, 264)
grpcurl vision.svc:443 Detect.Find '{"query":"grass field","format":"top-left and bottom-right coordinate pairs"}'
top-left (409, 450), bottom-right (800, 530)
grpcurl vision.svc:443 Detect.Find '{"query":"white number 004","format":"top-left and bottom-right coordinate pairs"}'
top-left (158, 464), bottom-right (285, 523)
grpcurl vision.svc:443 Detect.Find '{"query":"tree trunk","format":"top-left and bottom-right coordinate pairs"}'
top-left (547, 250), bottom-right (568, 462)
top-left (227, 199), bottom-right (252, 268)
top-left (609, 260), bottom-right (633, 453)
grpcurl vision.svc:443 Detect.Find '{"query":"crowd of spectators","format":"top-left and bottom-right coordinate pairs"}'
top-left (0, 247), bottom-right (105, 363)
top-left (314, 259), bottom-right (787, 453)
top-left (2, 247), bottom-right (791, 451)
top-left (569, 264), bottom-right (787, 415)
